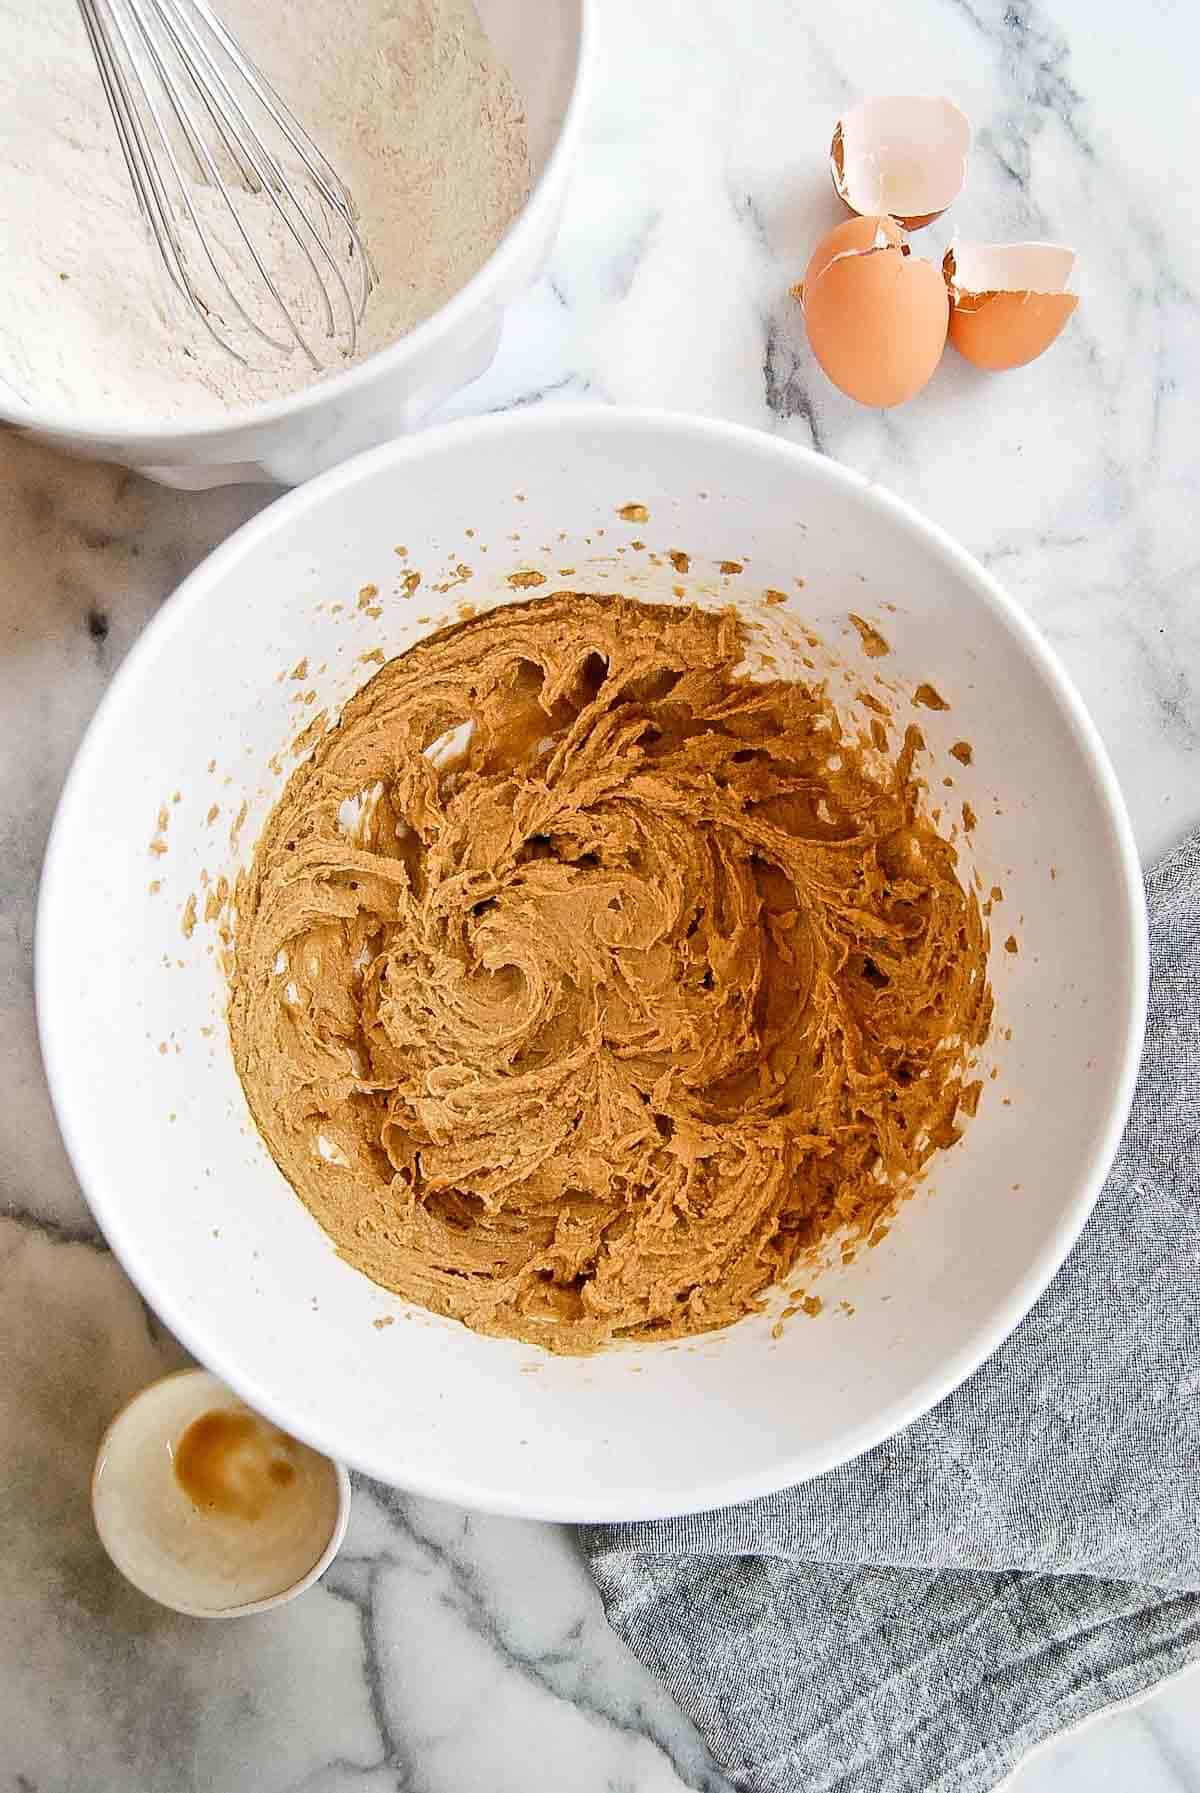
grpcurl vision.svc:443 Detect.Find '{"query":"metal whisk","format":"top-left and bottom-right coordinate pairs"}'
top-left (75, 0), bottom-right (377, 370)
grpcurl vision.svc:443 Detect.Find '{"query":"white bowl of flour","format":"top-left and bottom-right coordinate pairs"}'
top-left (0, 0), bottom-right (589, 487)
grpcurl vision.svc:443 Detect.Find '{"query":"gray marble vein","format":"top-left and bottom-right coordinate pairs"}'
top-left (2, 0), bottom-right (1199, 1787)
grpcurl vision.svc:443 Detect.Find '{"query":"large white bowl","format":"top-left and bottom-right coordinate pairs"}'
top-left (37, 409), bottom-right (1147, 1520)
top-left (0, 0), bottom-right (589, 490)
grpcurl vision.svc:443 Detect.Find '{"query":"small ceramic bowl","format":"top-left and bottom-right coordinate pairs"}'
top-left (92, 1368), bottom-right (351, 1617)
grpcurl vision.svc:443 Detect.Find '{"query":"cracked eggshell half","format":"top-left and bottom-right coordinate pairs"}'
top-left (831, 96), bottom-right (970, 229)
top-left (797, 213), bottom-right (906, 294)
top-left (944, 241), bottom-right (1079, 371)
top-left (793, 216), bottom-right (949, 409)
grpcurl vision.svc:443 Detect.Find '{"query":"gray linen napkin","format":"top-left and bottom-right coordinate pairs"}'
top-left (583, 832), bottom-right (1200, 1793)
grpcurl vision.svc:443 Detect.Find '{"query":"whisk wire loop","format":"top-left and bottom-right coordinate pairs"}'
top-left (73, 0), bottom-right (375, 371)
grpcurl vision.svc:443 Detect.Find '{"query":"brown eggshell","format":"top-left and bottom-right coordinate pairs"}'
top-left (943, 242), bottom-right (1079, 371)
top-left (795, 215), bottom-right (906, 304)
top-left (831, 96), bottom-right (970, 230)
top-left (947, 291), bottom-right (1078, 371)
top-left (801, 232), bottom-right (949, 407)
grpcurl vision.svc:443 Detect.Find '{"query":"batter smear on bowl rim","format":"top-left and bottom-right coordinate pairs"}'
top-left (228, 594), bottom-right (991, 1353)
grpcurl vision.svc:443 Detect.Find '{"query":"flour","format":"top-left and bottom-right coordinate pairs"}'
top-left (0, 0), bottom-right (530, 419)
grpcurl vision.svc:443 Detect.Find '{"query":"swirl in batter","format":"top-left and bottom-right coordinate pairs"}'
top-left (229, 595), bottom-right (991, 1351)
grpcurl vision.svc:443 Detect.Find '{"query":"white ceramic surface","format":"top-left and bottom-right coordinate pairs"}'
top-left (36, 407), bottom-right (1146, 1521)
top-left (91, 1368), bottom-right (351, 1617)
top-left (0, 0), bottom-right (590, 489)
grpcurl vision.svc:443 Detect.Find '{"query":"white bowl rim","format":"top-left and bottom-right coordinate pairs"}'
top-left (38, 405), bottom-right (1150, 1520)
top-left (0, 0), bottom-right (593, 447)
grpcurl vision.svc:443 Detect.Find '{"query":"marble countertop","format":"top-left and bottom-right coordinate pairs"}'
top-left (3, 0), bottom-right (1199, 1788)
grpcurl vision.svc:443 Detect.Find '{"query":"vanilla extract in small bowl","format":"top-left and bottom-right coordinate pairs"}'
top-left (92, 1369), bottom-right (349, 1616)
